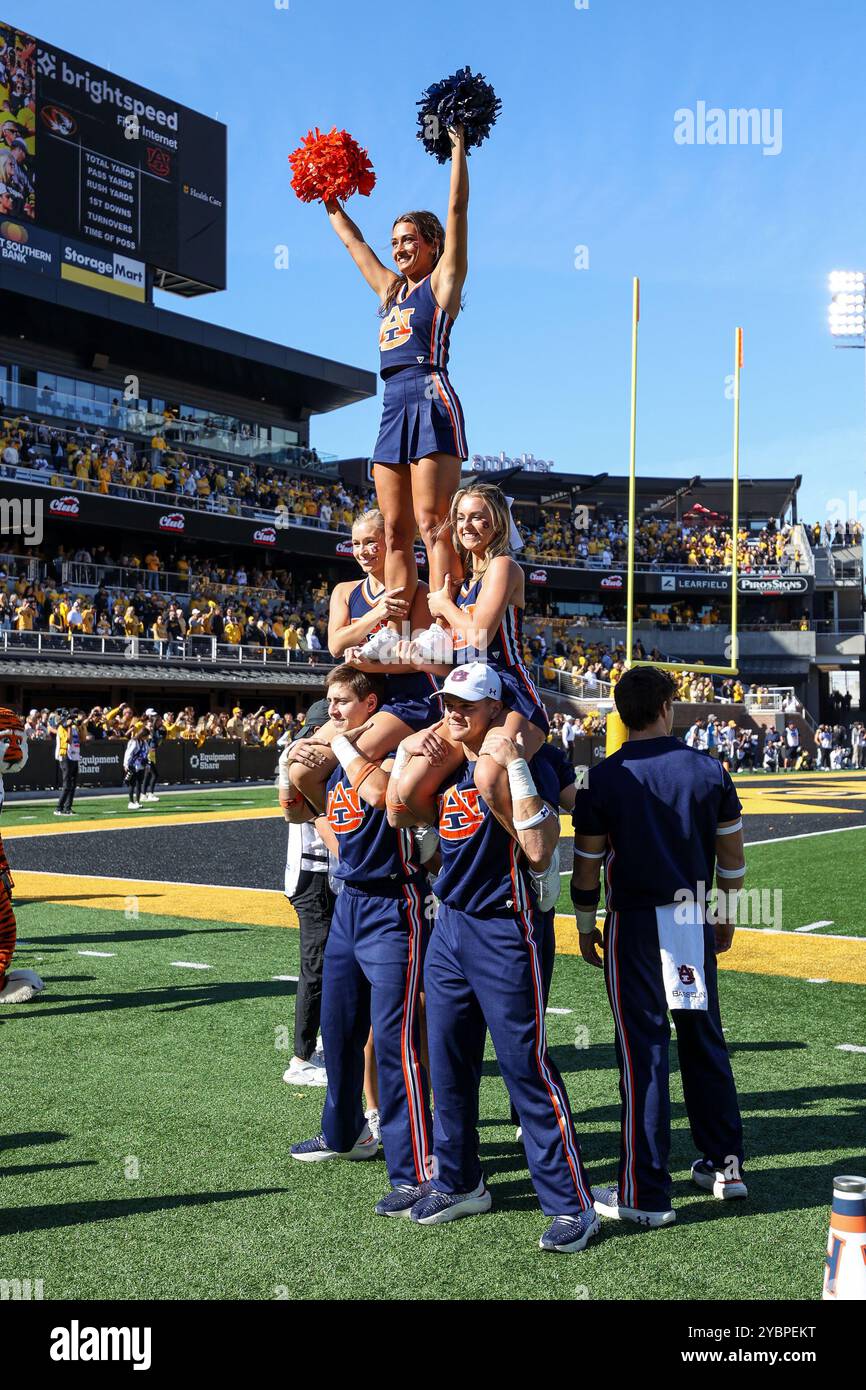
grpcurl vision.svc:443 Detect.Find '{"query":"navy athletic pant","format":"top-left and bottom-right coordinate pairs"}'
top-left (509, 909), bottom-right (555, 1125)
top-left (424, 902), bottom-right (594, 1216)
top-left (604, 908), bottom-right (745, 1211)
top-left (320, 881), bottom-right (433, 1187)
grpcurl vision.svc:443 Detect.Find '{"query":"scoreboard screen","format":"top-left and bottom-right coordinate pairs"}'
top-left (0, 21), bottom-right (226, 295)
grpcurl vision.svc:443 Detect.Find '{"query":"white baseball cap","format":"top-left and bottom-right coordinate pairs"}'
top-left (441, 662), bottom-right (502, 702)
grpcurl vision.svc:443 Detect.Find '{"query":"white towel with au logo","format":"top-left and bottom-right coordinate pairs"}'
top-left (656, 900), bottom-right (708, 1011)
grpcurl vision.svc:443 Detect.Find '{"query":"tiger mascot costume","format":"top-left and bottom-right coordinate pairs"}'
top-left (0, 707), bottom-right (44, 1003)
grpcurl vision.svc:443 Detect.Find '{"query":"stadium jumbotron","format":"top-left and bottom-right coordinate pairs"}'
top-left (0, 2), bottom-right (864, 1344)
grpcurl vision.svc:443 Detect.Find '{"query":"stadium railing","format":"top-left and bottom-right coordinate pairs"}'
top-left (62, 561), bottom-right (191, 595)
top-left (0, 628), bottom-right (339, 670)
top-left (3, 384), bottom-right (338, 474)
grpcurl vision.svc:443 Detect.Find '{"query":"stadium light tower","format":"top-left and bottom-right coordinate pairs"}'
top-left (827, 270), bottom-right (866, 471)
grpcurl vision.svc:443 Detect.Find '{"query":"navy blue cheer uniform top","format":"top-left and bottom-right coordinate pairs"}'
top-left (373, 275), bottom-right (468, 464)
top-left (453, 573), bottom-right (549, 733)
top-left (326, 764), bottom-right (422, 890)
top-left (433, 751), bottom-right (560, 917)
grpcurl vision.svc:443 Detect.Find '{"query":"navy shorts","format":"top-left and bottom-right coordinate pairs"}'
top-left (373, 368), bottom-right (468, 465)
top-left (383, 673), bottom-right (443, 733)
top-left (499, 667), bottom-right (551, 734)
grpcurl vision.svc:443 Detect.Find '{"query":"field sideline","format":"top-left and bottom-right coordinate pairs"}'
top-left (1, 779), bottom-right (864, 1300)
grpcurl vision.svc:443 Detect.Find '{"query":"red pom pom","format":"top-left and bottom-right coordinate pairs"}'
top-left (288, 127), bottom-right (376, 204)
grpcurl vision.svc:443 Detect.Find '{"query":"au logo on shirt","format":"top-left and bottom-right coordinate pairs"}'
top-left (439, 786), bottom-right (484, 841)
top-left (379, 305), bottom-right (415, 351)
top-left (327, 782), bottom-right (364, 835)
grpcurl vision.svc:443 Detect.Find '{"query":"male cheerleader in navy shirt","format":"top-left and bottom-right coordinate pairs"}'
top-left (390, 662), bottom-right (598, 1253)
top-left (289, 665), bottom-right (434, 1215)
top-left (571, 666), bottom-right (747, 1227)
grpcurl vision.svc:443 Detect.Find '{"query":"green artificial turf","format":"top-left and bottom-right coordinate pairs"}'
top-left (2, 900), bottom-right (864, 1301)
top-left (1, 785), bottom-right (277, 829)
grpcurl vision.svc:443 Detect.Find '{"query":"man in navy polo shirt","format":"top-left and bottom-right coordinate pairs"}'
top-left (571, 665), bottom-right (747, 1228)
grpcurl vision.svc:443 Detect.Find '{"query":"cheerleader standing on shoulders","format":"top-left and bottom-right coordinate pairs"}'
top-left (324, 124), bottom-right (469, 619)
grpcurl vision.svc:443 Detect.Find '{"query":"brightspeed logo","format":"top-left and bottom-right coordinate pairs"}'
top-left (38, 48), bottom-right (179, 130)
top-left (50, 1321), bottom-right (152, 1371)
top-left (0, 497), bottom-right (43, 546)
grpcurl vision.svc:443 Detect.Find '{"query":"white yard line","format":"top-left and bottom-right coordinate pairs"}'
top-left (170, 961), bottom-right (212, 970)
top-left (77, 950), bottom-right (116, 958)
top-left (795, 921), bottom-right (834, 933)
top-left (836, 1043), bottom-right (866, 1054)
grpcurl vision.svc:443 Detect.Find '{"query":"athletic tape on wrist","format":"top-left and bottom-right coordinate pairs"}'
top-left (576, 909), bottom-right (599, 937)
top-left (330, 735), bottom-right (356, 772)
top-left (716, 863), bottom-right (746, 879)
top-left (506, 757), bottom-right (537, 802)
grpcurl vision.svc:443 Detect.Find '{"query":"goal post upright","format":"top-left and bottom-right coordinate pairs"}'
top-left (605, 288), bottom-right (743, 758)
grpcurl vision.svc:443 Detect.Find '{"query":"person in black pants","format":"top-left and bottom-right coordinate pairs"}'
top-left (123, 726), bottom-right (149, 809)
top-left (54, 712), bottom-right (81, 817)
top-left (285, 829), bottom-right (335, 1085)
top-left (278, 698), bottom-right (334, 1086)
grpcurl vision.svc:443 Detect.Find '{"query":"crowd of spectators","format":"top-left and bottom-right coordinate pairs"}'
top-left (23, 704), bottom-right (307, 748)
top-left (519, 509), bottom-right (809, 573)
top-left (5, 407), bottom-right (864, 576)
top-left (809, 521), bottom-right (864, 548)
top-left (0, 411), bottom-right (373, 529)
top-left (683, 716), bottom-right (865, 772)
top-left (0, 544), bottom-right (340, 661)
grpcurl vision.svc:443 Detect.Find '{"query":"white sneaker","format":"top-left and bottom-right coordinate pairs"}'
top-left (291, 1120), bottom-right (379, 1163)
top-left (359, 627), bottom-right (399, 661)
top-left (365, 1108), bottom-right (381, 1143)
top-left (529, 845), bottom-right (561, 912)
top-left (127, 801), bottom-right (141, 810)
top-left (143, 793), bottom-right (160, 802)
top-left (413, 624), bottom-right (453, 664)
top-left (592, 1184), bottom-right (675, 1228)
top-left (0, 968), bottom-right (45, 1004)
top-left (283, 1056), bottom-right (328, 1087)
top-left (690, 1159), bottom-right (748, 1200)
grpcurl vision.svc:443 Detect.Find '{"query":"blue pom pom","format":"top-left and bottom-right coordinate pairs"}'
top-left (416, 66), bottom-right (501, 163)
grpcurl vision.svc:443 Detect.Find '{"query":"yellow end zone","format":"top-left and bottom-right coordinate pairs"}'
top-left (13, 871), bottom-right (866, 987)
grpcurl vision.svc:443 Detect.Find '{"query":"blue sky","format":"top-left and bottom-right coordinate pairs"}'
top-left (14, 0), bottom-right (866, 524)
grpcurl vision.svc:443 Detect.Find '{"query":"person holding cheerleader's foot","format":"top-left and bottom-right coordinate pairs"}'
top-left (323, 125), bottom-right (470, 628)
top-left (282, 508), bottom-right (442, 821)
top-left (382, 484), bottom-right (557, 905)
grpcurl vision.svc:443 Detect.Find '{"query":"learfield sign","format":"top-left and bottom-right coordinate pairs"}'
top-left (0, 21), bottom-right (226, 296)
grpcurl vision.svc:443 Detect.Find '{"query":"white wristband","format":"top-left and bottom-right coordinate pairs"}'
top-left (507, 758), bottom-right (537, 802)
top-left (330, 735), bottom-right (356, 772)
top-left (513, 804), bottom-right (553, 832)
top-left (716, 863), bottom-right (746, 879)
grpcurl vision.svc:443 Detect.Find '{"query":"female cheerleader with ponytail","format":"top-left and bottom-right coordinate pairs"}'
top-left (380, 483), bottom-right (551, 845)
top-left (323, 124), bottom-right (469, 624)
top-left (283, 508), bottom-right (440, 818)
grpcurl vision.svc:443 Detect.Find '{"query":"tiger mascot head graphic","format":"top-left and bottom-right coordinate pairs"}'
top-left (0, 707), bottom-right (28, 775)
